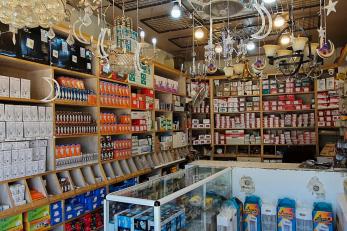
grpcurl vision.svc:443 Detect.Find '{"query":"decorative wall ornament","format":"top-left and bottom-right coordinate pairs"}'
top-left (251, 3), bottom-right (273, 40)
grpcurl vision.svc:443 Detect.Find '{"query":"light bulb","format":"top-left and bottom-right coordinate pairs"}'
top-left (152, 37), bottom-right (157, 46)
top-left (280, 35), bottom-right (290, 46)
top-left (246, 41), bottom-right (256, 51)
top-left (215, 44), bottom-right (223, 54)
top-left (274, 14), bottom-right (285, 27)
top-left (140, 31), bottom-right (145, 39)
top-left (171, 3), bottom-right (181, 19)
top-left (194, 27), bottom-right (204, 40)
top-left (263, 0), bottom-right (276, 4)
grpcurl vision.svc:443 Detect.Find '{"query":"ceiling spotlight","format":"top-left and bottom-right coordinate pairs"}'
top-left (246, 41), bottom-right (256, 51)
top-left (263, 0), bottom-right (276, 4)
top-left (194, 27), bottom-right (204, 40)
top-left (274, 14), bottom-right (285, 27)
top-left (171, 2), bottom-right (181, 19)
top-left (280, 34), bottom-right (291, 46)
top-left (215, 44), bottom-right (223, 54)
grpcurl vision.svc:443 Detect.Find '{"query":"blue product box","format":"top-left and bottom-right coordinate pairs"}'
top-left (313, 202), bottom-right (334, 231)
top-left (243, 195), bottom-right (261, 231)
top-left (51, 215), bottom-right (62, 226)
top-left (277, 198), bottom-right (296, 231)
top-left (65, 211), bottom-right (74, 221)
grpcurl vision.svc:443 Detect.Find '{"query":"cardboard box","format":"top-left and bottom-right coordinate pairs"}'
top-left (0, 75), bottom-right (10, 97)
top-left (9, 77), bottom-right (20, 98)
top-left (20, 79), bottom-right (31, 99)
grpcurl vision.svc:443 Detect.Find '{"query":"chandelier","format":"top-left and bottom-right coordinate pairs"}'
top-left (0, 0), bottom-right (67, 31)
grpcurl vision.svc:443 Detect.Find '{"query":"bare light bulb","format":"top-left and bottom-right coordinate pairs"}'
top-left (280, 35), bottom-right (290, 46)
top-left (274, 14), bottom-right (285, 27)
top-left (246, 41), bottom-right (256, 51)
top-left (140, 31), bottom-right (145, 42)
top-left (194, 27), bottom-right (204, 40)
top-left (215, 44), bottom-right (223, 54)
top-left (152, 37), bottom-right (157, 46)
top-left (171, 3), bottom-right (181, 19)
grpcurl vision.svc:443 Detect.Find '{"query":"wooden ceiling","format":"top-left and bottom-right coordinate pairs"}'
top-left (104, 0), bottom-right (346, 60)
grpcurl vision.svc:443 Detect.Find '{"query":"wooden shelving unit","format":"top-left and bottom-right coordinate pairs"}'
top-left (189, 74), bottom-right (341, 162)
top-left (0, 51), bottom-right (189, 227)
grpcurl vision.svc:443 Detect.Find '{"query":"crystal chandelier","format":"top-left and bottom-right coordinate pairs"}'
top-left (0, 0), bottom-right (67, 31)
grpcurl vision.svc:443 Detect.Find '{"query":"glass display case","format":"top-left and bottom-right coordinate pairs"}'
top-left (104, 166), bottom-right (232, 231)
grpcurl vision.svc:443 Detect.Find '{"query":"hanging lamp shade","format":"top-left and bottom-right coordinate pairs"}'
top-left (292, 37), bottom-right (308, 52)
top-left (263, 45), bottom-right (280, 57)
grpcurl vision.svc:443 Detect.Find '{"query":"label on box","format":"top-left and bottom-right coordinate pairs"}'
top-left (72, 55), bottom-right (77, 63)
top-left (52, 50), bottom-right (58, 58)
top-left (40, 29), bottom-right (48, 43)
top-left (80, 47), bottom-right (86, 58)
top-left (26, 38), bottom-right (34, 49)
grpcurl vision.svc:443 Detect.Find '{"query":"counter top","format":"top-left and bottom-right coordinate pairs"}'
top-left (191, 160), bottom-right (347, 173)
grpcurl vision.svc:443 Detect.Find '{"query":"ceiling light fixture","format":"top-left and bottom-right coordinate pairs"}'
top-left (171, 2), bottom-right (182, 19)
top-left (274, 14), bottom-right (286, 27)
top-left (263, 0), bottom-right (276, 4)
top-left (194, 27), bottom-right (204, 39)
top-left (280, 34), bottom-right (291, 46)
top-left (246, 41), bottom-right (256, 51)
top-left (140, 31), bottom-right (145, 42)
top-left (152, 37), bottom-right (157, 47)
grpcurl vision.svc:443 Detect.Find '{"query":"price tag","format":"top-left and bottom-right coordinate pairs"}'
top-left (52, 50), bottom-right (58, 58)
top-left (80, 47), bottom-right (86, 58)
top-left (87, 63), bottom-right (91, 70)
top-left (40, 29), bottom-right (48, 43)
top-left (26, 38), bottom-right (34, 49)
top-left (72, 55), bottom-right (77, 63)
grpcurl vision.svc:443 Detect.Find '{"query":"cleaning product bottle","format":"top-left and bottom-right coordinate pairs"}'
top-left (277, 198), bottom-right (296, 231)
top-left (296, 202), bottom-right (313, 231)
top-left (243, 195), bottom-right (261, 231)
top-left (313, 202), bottom-right (334, 231)
top-left (261, 200), bottom-right (277, 231)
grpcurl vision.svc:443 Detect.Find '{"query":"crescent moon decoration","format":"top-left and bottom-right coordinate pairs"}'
top-left (251, 3), bottom-right (266, 39)
top-left (97, 28), bottom-right (109, 59)
top-left (251, 3), bottom-right (273, 40)
top-left (316, 40), bottom-right (335, 59)
top-left (252, 58), bottom-right (267, 71)
top-left (72, 20), bottom-right (90, 45)
top-left (40, 78), bottom-right (60, 102)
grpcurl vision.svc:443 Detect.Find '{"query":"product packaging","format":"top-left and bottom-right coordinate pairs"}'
top-left (313, 202), bottom-right (334, 231)
top-left (262, 201), bottom-right (277, 231)
top-left (277, 198), bottom-right (296, 231)
top-left (243, 195), bottom-right (261, 231)
top-left (296, 203), bottom-right (313, 231)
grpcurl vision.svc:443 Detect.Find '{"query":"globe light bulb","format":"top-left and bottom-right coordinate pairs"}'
top-left (140, 31), bottom-right (145, 39)
top-left (246, 41), bottom-right (256, 51)
top-left (194, 27), bottom-right (204, 40)
top-left (215, 44), bottom-right (223, 54)
top-left (274, 14), bottom-right (285, 27)
top-left (171, 3), bottom-right (181, 19)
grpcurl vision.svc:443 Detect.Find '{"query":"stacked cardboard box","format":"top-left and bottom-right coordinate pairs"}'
top-left (263, 130), bottom-right (316, 144)
top-left (214, 130), bottom-right (261, 145)
top-left (262, 78), bottom-right (311, 94)
top-left (318, 109), bottom-right (340, 127)
top-left (215, 113), bottom-right (260, 129)
top-left (214, 97), bottom-right (260, 113)
top-left (263, 95), bottom-right (312, 111)
top-left (263, 113), bottom-right (315, 128)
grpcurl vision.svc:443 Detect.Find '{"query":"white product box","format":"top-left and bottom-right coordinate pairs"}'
top-left (14, 105), bottom-right (22, 122)
top-left (0, 167), bottom-right (3, 181)
top-left (23, 122), bottom-right (32, 138)
top-left (38, 139), bottom-right (48, 147)
top-left (20, 79), bottom-right (31, 99)
top-left (39, 122), bottom-right (46, 137)
top-left (38, 160), bottom-right (45, 172)
top-left (9, 77), bottom-right (20, 98)
top-left (38, 107), bottom-right (45, 122)
top-left (19, 151), bottom-right (25, 163)
top-left (18, 163), bottom-right (25, 177)
top-left (5, 104), bottom-right (15, 121)
top-left (203, 119), bottom-right (210, 124)
top-left (0, 76), bottom-right (10, 97)
top-left (32, 161), bottom-right (39, 174)
top-left (0, 122), bottom-right (5, 141)
top-left (45, 122), bottom-right (53, 137)
top-left (16, 122), bottom-right (23, 139)
top-left (11, 164), bottom-right (18, 178)
top-left (38, 147), bottom-right (46, 160)
top-left (25, 148), bottom-right (33, 161)
top-left (3, 165), bottom-right (11, 179)
top-left (0, 151), bottom-right (3, 165)
top-left (22, 106), bottom-right (31, 122)
top-left (11, 150), bottom-right (19, 164)
top-left (30, 106), bottom-right (38, 121)
top-left (6, 122), bottom-right (17, 139)
top-left (25, 162), bottom-right (33, 175)
top-left (0, 104), bottom-right (4, 121)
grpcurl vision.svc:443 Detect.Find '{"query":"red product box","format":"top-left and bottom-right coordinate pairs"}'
top-left (295, 105), bottom-right (302, 110)
top-left (278, 95), bottom-right (286, 101)
top-left (302, 105), bottom-right (311, 110)
top-left (286, 95), bottom-right (295, 101)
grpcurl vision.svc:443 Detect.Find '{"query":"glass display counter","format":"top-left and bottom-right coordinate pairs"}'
top-left (104, 166), bottom-right (232, 231)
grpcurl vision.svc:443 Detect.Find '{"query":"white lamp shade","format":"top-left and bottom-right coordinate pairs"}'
top-left (233, 63), bottom-right (245, 75)
top-left (292, 37), bottom-right (308, 52)
top-left (263, 45), bottom-right (280, 57)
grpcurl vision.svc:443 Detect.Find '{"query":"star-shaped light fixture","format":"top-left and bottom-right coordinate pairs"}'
top-left (325, 0), bottom-right (338, 16)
